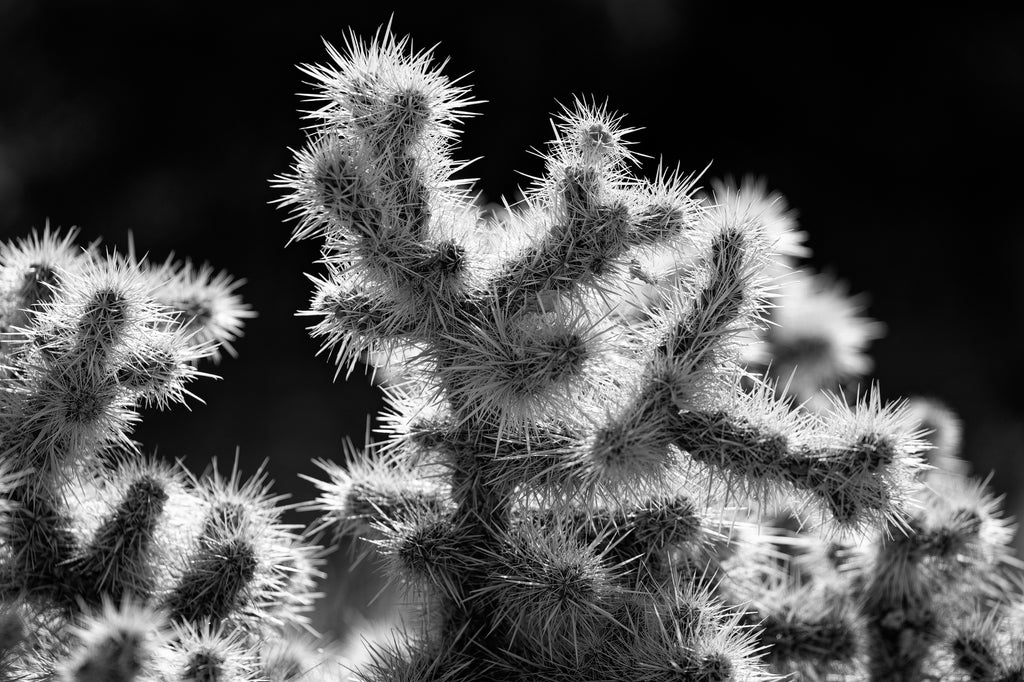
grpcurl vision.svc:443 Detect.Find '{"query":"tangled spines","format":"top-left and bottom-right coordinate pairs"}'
top-left (3, 22), bottom-right (1020, 682)
top-left (275, 25), bottom-right (1024, 682)
top-left (0, 230), bottom-right (322, 679)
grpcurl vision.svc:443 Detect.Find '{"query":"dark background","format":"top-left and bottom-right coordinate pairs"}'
top-left (2, 0), bottom-right (1023, 564)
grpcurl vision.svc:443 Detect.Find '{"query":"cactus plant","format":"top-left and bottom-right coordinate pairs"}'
top-left (0, 228), bottom-right (325, 679)
top-left (2, 20), bottom-right (1021, 682)
top-left (276, 26), bottom-right (1024, 682)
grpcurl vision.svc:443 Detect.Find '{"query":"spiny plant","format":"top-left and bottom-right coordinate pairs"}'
top-left (276, 26), bottom-right (1024, 682)
top-left (0, 228), bottom-right (326, 679)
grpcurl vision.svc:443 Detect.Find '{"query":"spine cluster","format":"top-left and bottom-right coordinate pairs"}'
top-left (3, 23), bottom-right (1020, 682)
top-left (277, 27), bottom-right (1024, 682)
top-left (0, 229), bottom-right (323, 680)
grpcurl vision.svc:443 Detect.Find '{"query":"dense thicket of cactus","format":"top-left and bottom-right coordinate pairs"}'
top-left (275, 27), bottom-right (1024, 682)
top-left (0, 229), bottom-right (325, 679)
top-left (3, 23), bottom-right (1022, 682)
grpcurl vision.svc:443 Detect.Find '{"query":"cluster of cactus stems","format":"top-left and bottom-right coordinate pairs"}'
top-left (3, 24), bottom-right (1023, 682)
top-left (275, 27), bottom-right (1024, 682)
top-left (0, 230), bottom-right (327, 679)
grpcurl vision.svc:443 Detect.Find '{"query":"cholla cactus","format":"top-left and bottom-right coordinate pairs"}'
top-left (0, 228), bottom-right (323, 679)
top-left (278, 27), bottom-right (1024, 682)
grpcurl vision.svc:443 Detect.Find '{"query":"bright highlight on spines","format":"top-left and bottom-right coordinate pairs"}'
top-left (301, 22), bottom-right (480, 146)
top-left (273, 20), bottom-right (1019, 682)
top-left (0, 227), bottom-right (328, 676)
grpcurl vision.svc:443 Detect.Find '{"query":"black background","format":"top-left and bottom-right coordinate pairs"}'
top-left (2, 2), bottom-right (1023, 556)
